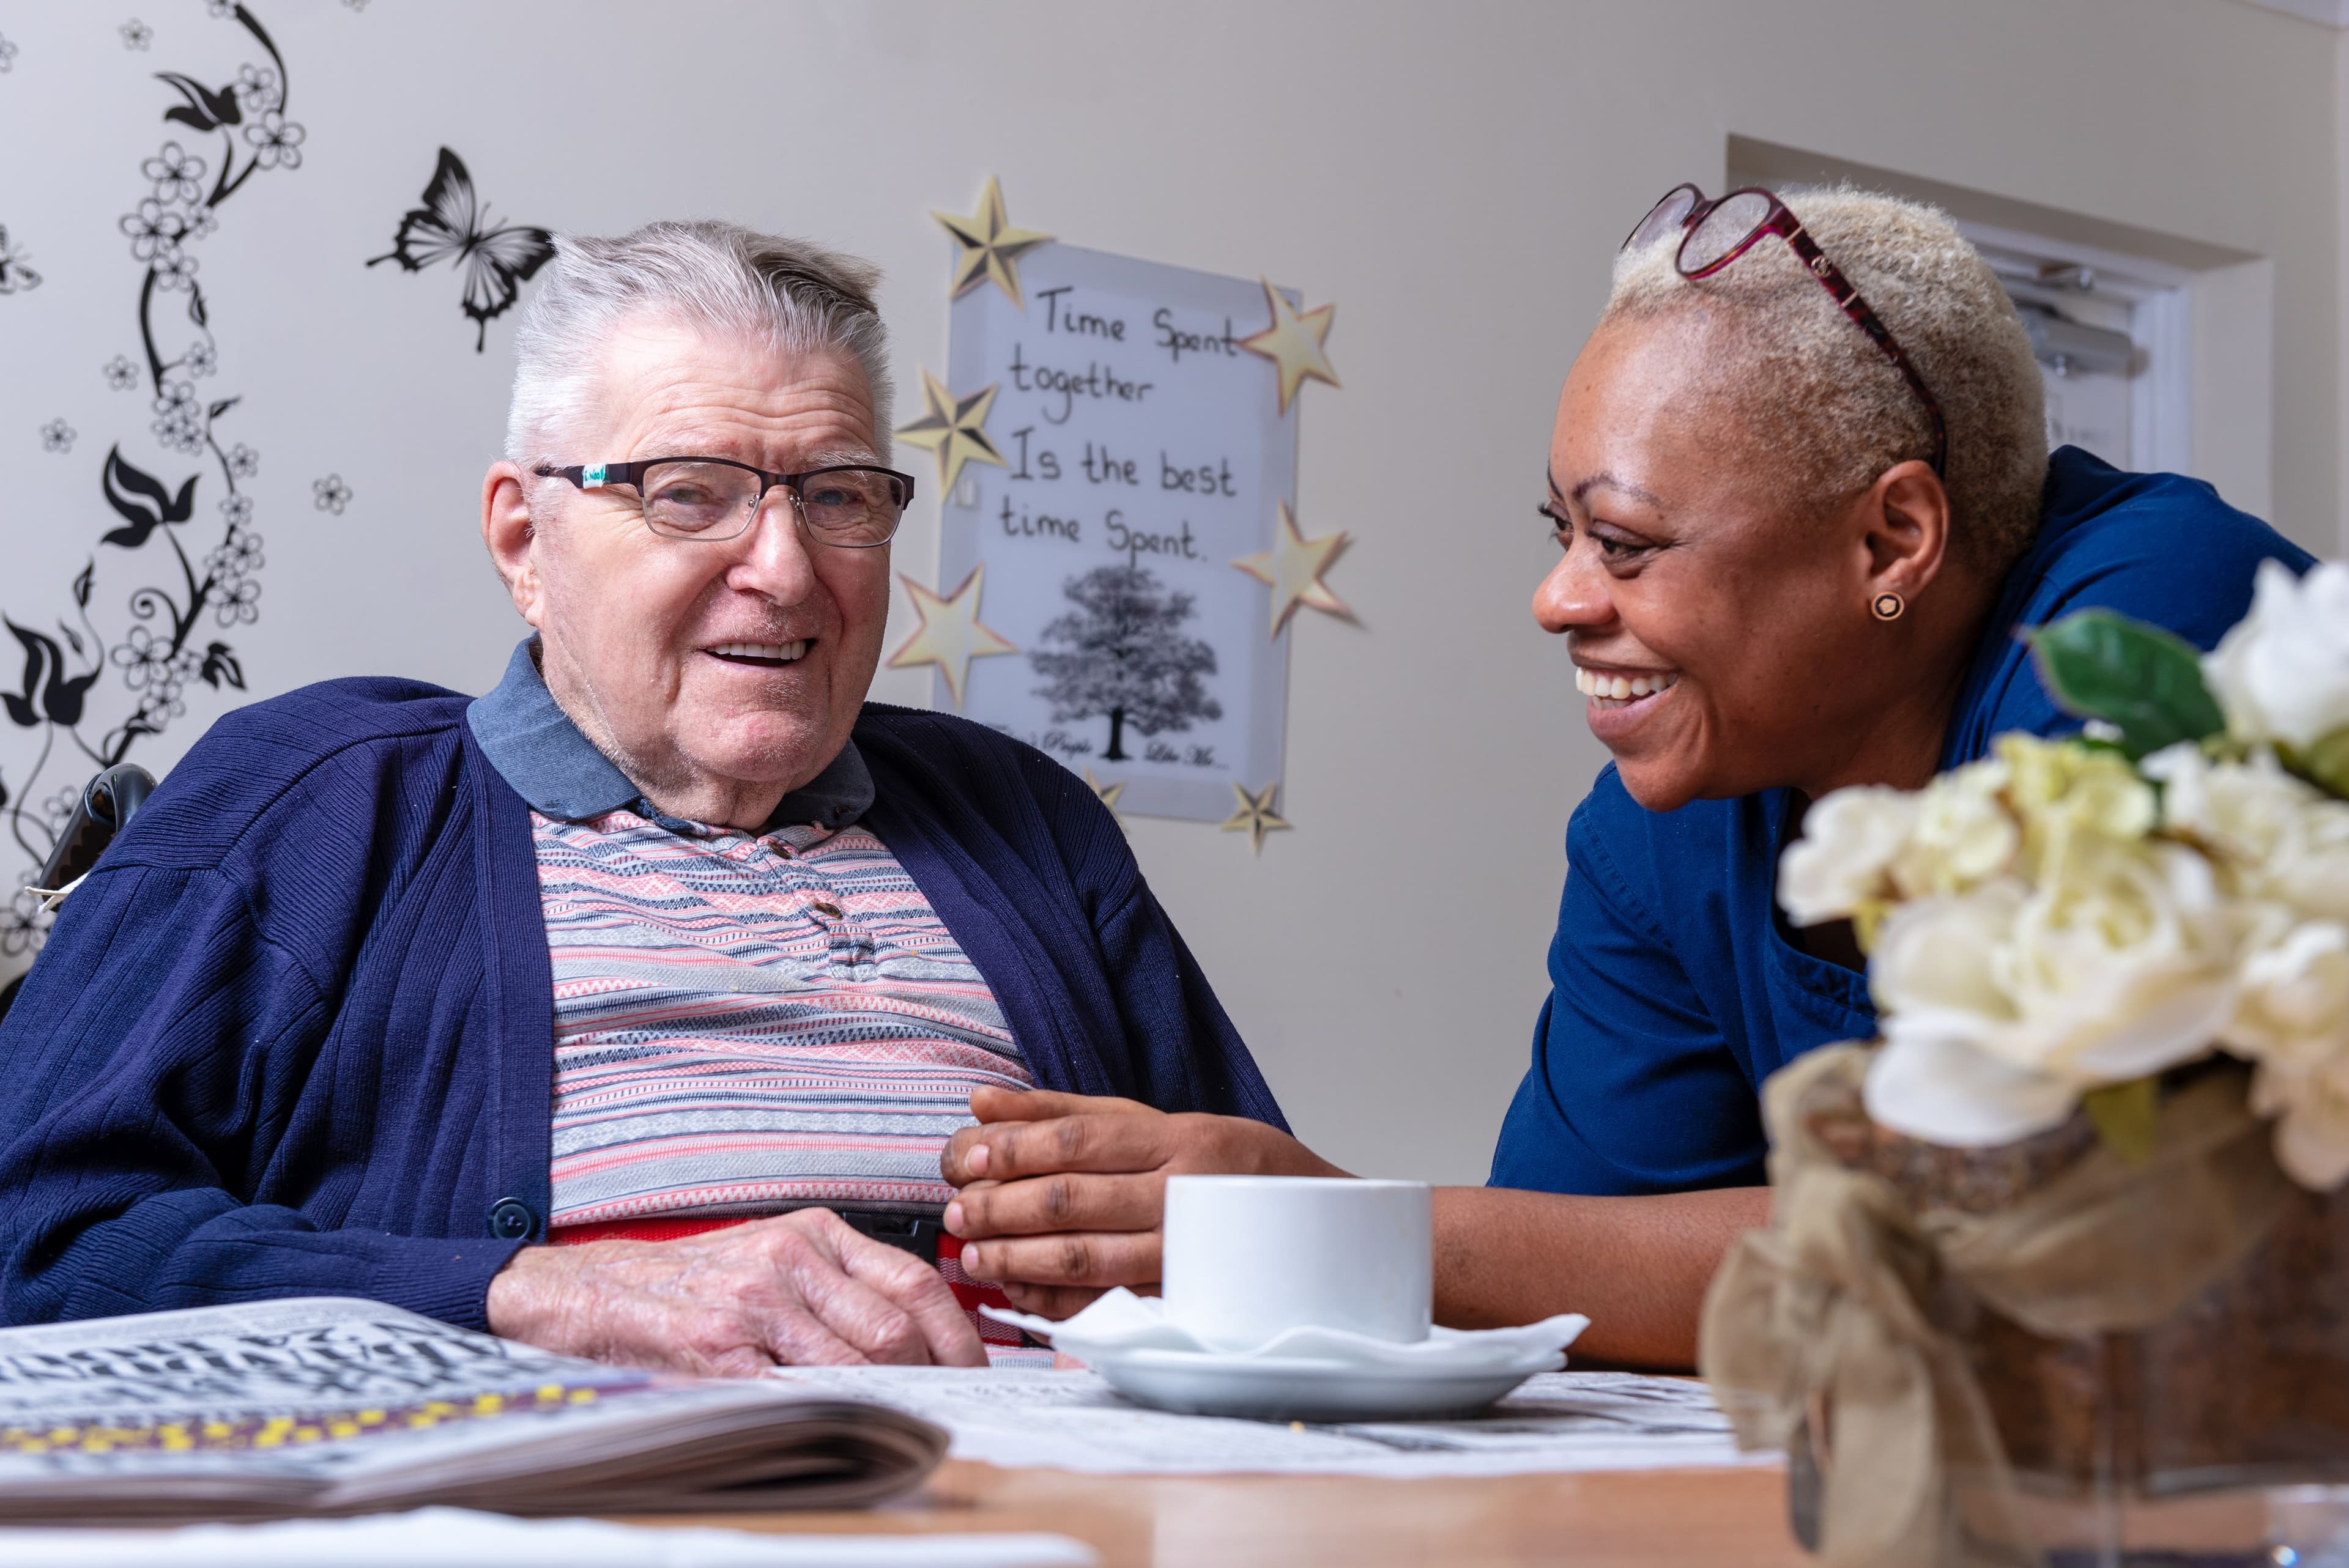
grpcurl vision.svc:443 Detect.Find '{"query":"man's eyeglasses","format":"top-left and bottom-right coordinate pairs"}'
top-left (1624, 184), bottom-right (1948, 477)
top-left (533, 457), bottom-right (918, 547)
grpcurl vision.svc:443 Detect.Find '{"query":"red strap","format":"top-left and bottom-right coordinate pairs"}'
top-left (551, 1216), bottom-right (755, 1246)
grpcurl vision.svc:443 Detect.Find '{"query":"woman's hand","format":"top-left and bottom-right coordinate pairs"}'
top-left (940, 1088), bottom-right (1348, 1315)
top-left (484, 1208), bottom-right (987, 1376)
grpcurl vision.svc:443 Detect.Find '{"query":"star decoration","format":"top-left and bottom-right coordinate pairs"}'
top-left (1082, 769), bottom-right (1126, 817)
top-left (1219, 780), bottom-right (1291, 854)
top-left (1233, 501), bottom-right (1352, 637)
top-left (887, 564), bottom-right (1019, 709)
top-left (932, 176), bottom-right (1053, 308)
top-left (1239, 277), bottom-right (1338, 415)
top-left (896, 369), bottom-right (1008, 494)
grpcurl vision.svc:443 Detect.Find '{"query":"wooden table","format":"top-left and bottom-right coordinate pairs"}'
top-left (650, 1459), bottom-right (1809, 1567)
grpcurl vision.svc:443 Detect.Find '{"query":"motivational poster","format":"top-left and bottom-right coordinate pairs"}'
top-left (921, 243), bottom-right (1308, 824)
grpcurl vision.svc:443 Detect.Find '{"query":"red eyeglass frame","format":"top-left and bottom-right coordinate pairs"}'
top-left (1624, 183), bottom-right (1949, 477)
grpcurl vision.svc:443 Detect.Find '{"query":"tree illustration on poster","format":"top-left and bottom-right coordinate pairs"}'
top-left (899, 180), bottom-right (1349, 827)
top-left (1030, 565), bottom-right (1222, 763)
top-left (0, 5), bottom-right (312, 964)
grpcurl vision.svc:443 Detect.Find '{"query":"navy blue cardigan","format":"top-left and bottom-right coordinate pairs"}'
top-left (0, 678), bottom-right (1284, 1329)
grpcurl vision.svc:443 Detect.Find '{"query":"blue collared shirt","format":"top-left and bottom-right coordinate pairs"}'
top-left (464, 638), bottom-right (873, 836)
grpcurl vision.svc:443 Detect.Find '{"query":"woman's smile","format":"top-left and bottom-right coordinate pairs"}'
top-left (1575, 661), bottom-right (1682, 743)
top-left (1573, 665), bottom-right (1681, 703)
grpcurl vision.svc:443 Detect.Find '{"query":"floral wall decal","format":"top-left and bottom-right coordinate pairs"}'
top-left (1, 3), bottom-right (310, 962)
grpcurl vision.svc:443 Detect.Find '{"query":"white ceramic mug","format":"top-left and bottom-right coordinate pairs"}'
top-left (1160, 1175), bottom-right (1433, 1352)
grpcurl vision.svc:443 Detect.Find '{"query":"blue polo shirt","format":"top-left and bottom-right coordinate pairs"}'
top-left (1488, 446), bottom-right (2317, 1196)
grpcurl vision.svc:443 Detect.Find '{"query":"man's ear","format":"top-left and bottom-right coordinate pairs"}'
top-left (1857, 459), bottom-right (1953, 604)
top-left (481, 461), bottom-right (546, 629)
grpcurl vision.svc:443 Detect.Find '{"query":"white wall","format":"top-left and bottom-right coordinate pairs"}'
top-left (2, 0), bottom-right (2339, 1182)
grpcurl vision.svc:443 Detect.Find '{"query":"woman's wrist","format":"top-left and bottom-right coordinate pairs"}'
top-left (1431, 1184), bottom-right (1770, 1369)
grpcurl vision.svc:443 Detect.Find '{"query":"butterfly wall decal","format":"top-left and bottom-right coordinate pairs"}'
top-left (0, 226), bottom-right (42, 295)
top-left (366, 147), bottom-right (553, 352)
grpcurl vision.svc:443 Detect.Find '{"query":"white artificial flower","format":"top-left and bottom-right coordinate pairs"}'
top-left (2233, 920), bottom-right (2349, 1060)
top-left (2263, 1068), bottom-right (2349, 1191)
top-left (2230, 921), bottom-right (2349, 1188)
top-left (1860, 841), bottom-right (2242, 1146)
top-left (1999, 732), bottom-right (2158, 878)
top-left (2204, 558), bottom-right (2349, 753)
top-left (1888, 755), bottom-right (2019, 899)
top-left (1864, 879), bottom-right (2079, 1146)
top-left (1864, 1028), bottom-right (2082, 1149)
top-left (1778, 785), bottom-right (1921, 927)
top-left (1867, 878), bottom-right (2028, 1057)
top-left (2147, 744), bottom-right (2349, 923)
top-left (1991, 841), bottom-right (2241, 1080)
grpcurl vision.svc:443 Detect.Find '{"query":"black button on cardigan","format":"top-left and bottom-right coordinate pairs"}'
top-left (488, 1199), bottom-right (537, 1240)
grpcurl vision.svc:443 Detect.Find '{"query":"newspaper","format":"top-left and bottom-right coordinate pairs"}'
top-left (0, 1298), bottom-right (945, 1522)
top-left (766, 1366), bottom-right (1774, 1478)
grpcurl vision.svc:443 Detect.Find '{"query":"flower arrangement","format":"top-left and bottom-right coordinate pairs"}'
top-left (1779, 559), bottom-right (2349, 1186)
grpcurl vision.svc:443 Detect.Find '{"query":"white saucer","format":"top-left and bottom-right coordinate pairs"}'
top-left (979, 1290), bottom-right (1587, 1422)
top-left (1091, 1345), bottom-right (1562, 1422)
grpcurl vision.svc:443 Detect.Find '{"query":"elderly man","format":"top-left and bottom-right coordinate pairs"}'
top-left (0, 221), bottom-right (1284, 1373)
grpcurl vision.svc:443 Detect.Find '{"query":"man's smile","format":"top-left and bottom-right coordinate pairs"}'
top-left (703, 639), bottom-right (811, 668)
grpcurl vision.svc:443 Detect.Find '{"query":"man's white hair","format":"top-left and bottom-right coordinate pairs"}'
top-left (1605, 188), bottom-right (2047, 573)
top-left (504, 219), bottom-right (893, 468)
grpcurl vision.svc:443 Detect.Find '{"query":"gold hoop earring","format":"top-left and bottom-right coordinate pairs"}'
top-left (1871, 591), bottom-right (1905, 622)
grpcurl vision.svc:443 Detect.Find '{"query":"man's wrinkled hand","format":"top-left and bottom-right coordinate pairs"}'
top-left (940, 1088), bottom-right (1346, 1313)
top-left (484, 1208), bottom-right (986, 1377)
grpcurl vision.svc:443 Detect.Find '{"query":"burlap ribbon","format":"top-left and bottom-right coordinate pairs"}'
top-left (1700, 1045), bottom-right (2299, 1568)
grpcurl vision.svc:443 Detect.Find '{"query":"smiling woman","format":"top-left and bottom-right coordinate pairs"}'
top-left (926, 188), bottom-right (2318, 1371)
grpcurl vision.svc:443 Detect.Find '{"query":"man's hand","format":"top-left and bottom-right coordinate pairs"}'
top-left (484, 1208), bottom-right (986, 1377)
top-left (940, 1088), bottom-right (1346, 1314)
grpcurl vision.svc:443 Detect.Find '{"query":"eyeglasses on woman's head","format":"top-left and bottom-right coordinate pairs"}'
top-left (1624, 183), bottom-right (1949, 477)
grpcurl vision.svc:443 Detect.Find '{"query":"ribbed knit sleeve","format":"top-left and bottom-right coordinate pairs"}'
top-left (0, 678), bottom-right (536, 1329)
top-left (0, 861), bottom-right (521, 1325)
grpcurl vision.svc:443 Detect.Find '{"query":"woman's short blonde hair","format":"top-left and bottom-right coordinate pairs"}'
top-left (1603, 188), bottom-right (2048, 573)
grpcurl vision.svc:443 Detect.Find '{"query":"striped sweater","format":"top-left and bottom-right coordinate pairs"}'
top-left (538, 807), bottom-right (1034, 1228)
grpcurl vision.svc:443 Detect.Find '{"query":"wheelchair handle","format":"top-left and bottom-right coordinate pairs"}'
top-left (34, 763), bottom-right (157, 894)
